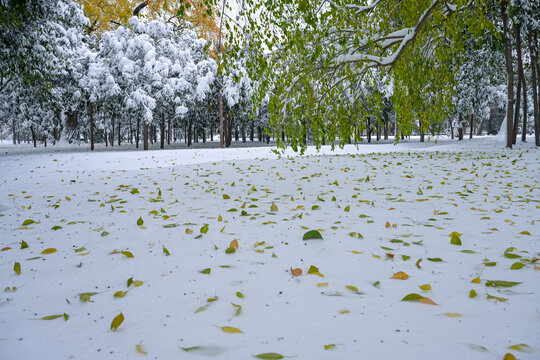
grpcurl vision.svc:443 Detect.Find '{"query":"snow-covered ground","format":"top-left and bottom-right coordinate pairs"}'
top-left (1, 137), bottom-right (539, 359)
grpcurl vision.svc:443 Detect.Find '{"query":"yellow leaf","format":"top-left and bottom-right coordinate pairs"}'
top-left (229, 239), bottom-right (239, 249)
top-left (339, 310), bottom-right (350, 314)
top-left (220, 326), bottom-right (243, 333)
top-left (471, 277), bottom-right (481, 284)
top-left (391, 271), bottom-right (409, 280)
top-left (114, 291), bottom-right (127, 298)
top-left (301, 225), bottom-right (309, 229)
top-left (110, 313), bottom-right (124, 331)
top-left (185, 228), bottom-right (193, 234)
top-left (385, 221), bottom-right (391, 228)
top-left (519, 231), bottom-right (531, 235)
top-left (351, 250), bottom-right (363, 254)
top-left (41, 248), bottom-right (57, 255)
top-left (136, 343), bottom-right (147, 355)
top-left (508, 344), bottom-right (532, 352)
top-left (503, 353), bottom-right (516, 360)
top-left (240, 201), bottom-right (246, 208)
top-left (419, 284), bottom-right (431, 291)
top-left (534, 265), bottom-right (540, 271)
top-left (346, 285), bottom-right (359, 292)
top-left (316, 282), bottom-right (328, 287)
top-left (270, 203), bottom-right (278, 211)
top-left (218, 215), bottom-right (222, 221)
top-left (444, 313), bottom-right (463, 317)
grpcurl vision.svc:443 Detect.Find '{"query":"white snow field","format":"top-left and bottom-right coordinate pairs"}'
top-left (0, 137), bottom-right (539, 360)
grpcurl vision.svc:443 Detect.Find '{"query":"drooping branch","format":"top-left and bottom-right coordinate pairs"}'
top-left (133, 1), bottom-right (148, 17)
top-left (332, 0), bottom-right (442, 69)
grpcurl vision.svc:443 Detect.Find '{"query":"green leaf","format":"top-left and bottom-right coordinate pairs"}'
top-left (236, 291), bottom-right (244, 298)
top-left (510, 262), bottom-right (524, 270)
top-left (469, 289), bottom-right (477, 298)
top-left (39, 313), bottom-right (68, 321)
top-left (449, 232), bottom-right (462, 245)
top-left (200, 268), bottom-right (211, 274)
top-left (486, 280), bottom-right (522, 288)
top-left (121, 251), bottom-right (134, 258)
top-left (303, 230), bottom-right (323, 240)
top-left (101, 231), bottom-right (110, 237)
top-left (127, 277), bottom-right (133, 287)
top-left (344, 205), bottom-right (350, 212)
top-left (307, 265), bottom-right (320, 274)
top-left (51, 225), bottom-right (62, 230)
top-left (200, 224), bottom-right (209, 233)
top-left (252, 353), bottom-right (284, 359)
top-left (231, 302), bottom-right (242, 315)
top-left (427, 257), bottom-right (443, 262)
top-left (162, 246), bottom-right (170, 256)
top-left (324, 344), bottom-right (336, 350)
top-left (137, 217), bottom-right (144, 226)
top-left (110, 312), bottom-right (124, 331)
top-left (114, 291), bottom-right (127, 298)
top-left (79, 292), bottom-right (98, 302)
top-left (225, 247), bottom-right (236, 254)
top-left (402, 255), bottom-right (410, 261)
top-left (401, 293), bottom-right (423, 301)
top-left (74, 246), bottom-right (86, 253)
top-left (460, 250), bottom-right (476, 254)
top-left (13, 262), bottom-right (21, 275)
top-left (22, 219), bottom-right (35, 226)
top-left (181, 346), bottom-right (201, 352)
top-left (20, 240), bottom-right (28, 249)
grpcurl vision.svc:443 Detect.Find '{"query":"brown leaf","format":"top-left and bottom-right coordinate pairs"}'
top-left (229, 239), bottom-right (239, 249)
top-left (291, 268), bottom-right (302, 276)
top-left (385, 221), bottom-right (391, 228)
top-left (418, 297), bottom-right (438, 305)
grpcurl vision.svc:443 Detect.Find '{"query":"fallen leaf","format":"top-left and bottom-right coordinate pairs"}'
top-left (220, 326), bottom-right (243, 333)
top-left (419, 284), bottom-right (431, 291)
top-left (508, 344), bottom-right (532, 353)
top-left (252, 353), bottom-right (284, 359)
top-left (503, 353), bottom-right (516, 360)
top-left (229, 239), bottom-right (239, 249)
top-left (270, 203), bottom-right (278, 211)
top-left (291, 268), bottom-right (302, 276)
top-left (444, 313), bottom-right (463, 317)
top-left (13, 262), bottom-right (21, 275)
top-left (136, 342), bottom-right (147, 355)
top-left (303, 230), bottom-right (323, 240)
top-left (41, 248), bottom-right (57, 255)
top-left (392, 271), bottom-right (409, 280)
top-left (110, 313), bottom-right (124, 331)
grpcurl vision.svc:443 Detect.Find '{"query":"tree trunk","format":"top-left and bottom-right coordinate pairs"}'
top-left (111, 118), bottom-right (115, 147)
top-left (31, 125), bottom-right (36, 147)
top-left (129, 119), bottom-right (133, 144)
top-left (458, 114), bottom-right (463, 140)
top-left (384, 113), bottom-right (389, 140)
top-left (514, 23), bottom-right (527, 143)
top-left (219, 92), bottom-right (224, 148)
top-left (136, 119), bottom-right (140, 148)
top-left (187, 118), bottom-right (192, 147)
top-left (105, 130), bottom-right (108, 147)
top-left (512, 72), bottom-right (521, 144)
top-left (210, 125), bottom-right (213, 141)
top-left (367, 117), bottom-right (371, 143)
top-left (160, 113), bottom-right (165, 149)
top-left (89, 102), bottom-right (94, 151)
top-left (235, 125), bottom-right (239, 142)
top-left (469, 111), bottom-right (474, 139)
top-left (143, 122), bottom-right (148, 150)
top-left (529, 29), bottom-right (540, 146)
top-left (167, 118), bottom-right (171, 145)
top-left (419, 119), bottom-right (424, 142)
top-left (250, 121), bottom-right (254, 141)
top-left (12, 118), bottom-right (16, 144)
top-left (501, 1), bottom-right (514, 149)
top-left (202, 128), bottom-right (206, 143)
top-left (118, 121), bottom-right (121, 146)
top-left (43, 135), bottom-right (47, 147)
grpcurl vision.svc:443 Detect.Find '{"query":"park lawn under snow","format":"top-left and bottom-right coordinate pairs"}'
top-left (0, 137), bottom-right (539, 360)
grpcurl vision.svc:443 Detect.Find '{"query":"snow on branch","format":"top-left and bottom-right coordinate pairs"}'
top-left (333, 0), bottom-right (442, 68)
